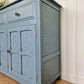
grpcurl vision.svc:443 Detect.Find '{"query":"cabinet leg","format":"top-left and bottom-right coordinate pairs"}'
top-left (57, 76), bottom-right (61, 80)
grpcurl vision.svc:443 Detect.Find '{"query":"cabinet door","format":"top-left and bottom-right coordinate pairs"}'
top-left (7, 25), bottom-right (36, 84)
top-left (0, 28), bottom-right (7, 71)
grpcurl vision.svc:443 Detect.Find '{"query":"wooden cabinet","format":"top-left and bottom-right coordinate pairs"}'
top-left (6, 3), bottom-right (36, 22)
top-left (0, 27), bottom-right (7, 71)
top-left (0, 0), bottom-right (61, 84)
top-left (0, 13), bottom-right (5, 24)
top-left (7, 25), bottom-right (36, 84)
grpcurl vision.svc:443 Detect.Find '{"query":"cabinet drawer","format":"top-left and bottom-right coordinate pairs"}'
top-left (7, 3), bottom-right (35, 22)
top-left (0, 14), bottom-right (5, 24)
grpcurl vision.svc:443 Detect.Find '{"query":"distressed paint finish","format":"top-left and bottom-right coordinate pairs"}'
top-left (41, 1), bottom-right (61, 84)
top-left (0, 27), bottom-right (7, 71)
top-left (0, 0), bottom-right (61, 84)
top-left (7, 25), bottom-right (36, 84)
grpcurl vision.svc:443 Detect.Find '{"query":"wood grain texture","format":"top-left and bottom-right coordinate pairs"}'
top-left (54, 80), bottom-right (74, 84)
top-left (0, 72), bottom-right (73, 84)
top-left (0, 73), bottom-right (20, 84)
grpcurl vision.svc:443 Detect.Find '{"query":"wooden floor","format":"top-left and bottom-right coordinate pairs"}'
top-left (54, 80), bottom-right (74, 84)
top-left (0, 73), bottom-right (73, 84)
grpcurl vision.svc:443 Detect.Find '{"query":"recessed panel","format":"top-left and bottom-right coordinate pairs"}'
top-left (41, 2), bottom-right (59, 56)
top-left (1, 51), bottom-right (7, 70)
top-left (22, 56), bottom-right (33, 78)
top-left (11, 54), bottom-right (21, 74)
top-left (10, 32), bottom-right (19, 51)
top-left (0, 14), bottom-right (5, 24)
top-left (43, 56), bottom-right (59, 83)
top-left (0, 32), bottom-right (6, 50)
top-left (21, 31), bottom-right (33, 55)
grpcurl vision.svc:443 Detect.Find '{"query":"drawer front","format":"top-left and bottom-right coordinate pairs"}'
top-left (0, 14), bottom-right (5, 24)
top-left (7, 3), bottom-right (35, 22)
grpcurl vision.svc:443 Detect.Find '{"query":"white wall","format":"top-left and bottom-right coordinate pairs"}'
top-left (56, 0), bottom-right (68, 81)
top-left (77, 0), bottom-right (84, 84)
top-left (55, 0), bottom-right (84, 84)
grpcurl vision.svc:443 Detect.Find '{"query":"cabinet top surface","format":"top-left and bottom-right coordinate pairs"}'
top-left (52, 0), bottom-right (62, 8)
top-left (0, 0), bottom-right (62, 13)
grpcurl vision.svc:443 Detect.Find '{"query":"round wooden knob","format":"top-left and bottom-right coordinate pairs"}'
top-left (15, 12), bottom-right (20, 16)
top-left (7, 50), bottom-right (10, 53)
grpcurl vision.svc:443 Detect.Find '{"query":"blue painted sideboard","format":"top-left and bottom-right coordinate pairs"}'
top-left (0, 0), bottom-right (62, 84)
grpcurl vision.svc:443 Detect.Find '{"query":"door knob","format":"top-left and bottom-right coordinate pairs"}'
top-left (7, 50), bottom-right (10, 53)
top-left (15, 12), bottom-right (20, 16)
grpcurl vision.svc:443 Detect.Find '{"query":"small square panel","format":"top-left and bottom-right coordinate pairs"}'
top-left (22, 56), bottom-right (33, 78)
top-left (21, 31), bottom-right (33, 54)
top-left (10, 32), bottom-right (19, 51)
top-left (1, 51), bottom-right (7, 70)
top-left (0, 33), bottom-right (6, 50)
top-left (11, 54), bottom-right (21, 74)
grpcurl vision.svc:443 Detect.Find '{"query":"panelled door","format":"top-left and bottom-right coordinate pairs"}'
top-left (7, 25), bottom-right (36, 84)
top-left (0, 28), bottom-right (7, 71)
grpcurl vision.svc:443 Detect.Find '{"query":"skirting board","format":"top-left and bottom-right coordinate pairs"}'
top-left (76, 76), bottom-right (84, 84)
top-left (61, 73), bottom-right (76, 83)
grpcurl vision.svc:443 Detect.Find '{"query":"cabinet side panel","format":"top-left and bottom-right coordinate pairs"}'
top-left (41, 1), bottom-right (60, 84)
top-left (41, 2), bottom-right (60, 57)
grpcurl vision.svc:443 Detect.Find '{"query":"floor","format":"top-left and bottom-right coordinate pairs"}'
top-left (54, 80), bottom-right (74, 84)
top-left (0, 73), bottom-right (73, 84)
